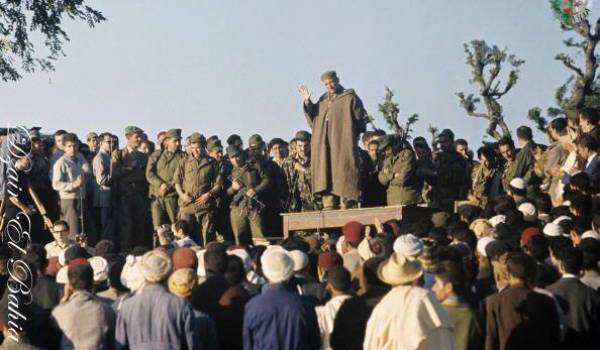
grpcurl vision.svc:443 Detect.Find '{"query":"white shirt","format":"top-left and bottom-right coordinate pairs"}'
top-left (315, 294), bottom-right (352, 350)
top-left (586, 152), bottom-right (598, 168)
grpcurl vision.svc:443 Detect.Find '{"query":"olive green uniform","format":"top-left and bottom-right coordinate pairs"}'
top-left (228, 162), bottom-right (270, 245)
top-left (174, 154), bottom-right (222, 246)
top-left (378, 149), bottom-right (421, 206)
top-left (470, 163), bottom-right (504, 208)
top-left (146, 149), bottom-right (185, 227)
top-left (111, 146), bottom-right (150, 251)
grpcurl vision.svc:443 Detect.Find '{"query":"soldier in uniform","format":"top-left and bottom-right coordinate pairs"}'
top-left (247, 134), bottom-right (284, 236)
top-left (498, 136), bottom-right (517, 193)
top-left (207, 138), bottom-right (234, 242)
top-left (226, 145), bottom-right (270, 245)
top-left (467, 146), bottom-right (503, 209)
top-left (377, 135), bottom-right (421, 206)
top-left (112, 126), bottom-right (150, 251)
top-left (430, 129), bottom-right (468, 212)
top-left (146, 129), bottom-right (186, 230)
top-left (174, 133), bottom-right (222, 246)
top-left (29, 128), bottom-right (60, 225)
top-left (281, 131), bottom-right (321, 212)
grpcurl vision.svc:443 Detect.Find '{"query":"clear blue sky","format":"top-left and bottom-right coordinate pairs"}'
top-left (1, 0), bottom-right (597, 146)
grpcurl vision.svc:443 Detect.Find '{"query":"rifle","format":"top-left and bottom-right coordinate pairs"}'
top-left (28, 187), bottom-right (53, 230)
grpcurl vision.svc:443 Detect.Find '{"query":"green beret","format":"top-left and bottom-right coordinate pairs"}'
top-left (188, 132), bottom-right (206, 145)
top-left (292, 131), bottom-right (311, 143)
top-left (62, 133), bottom-right (78, 144)
top-left (164, 129), bottom-right (182, 140)
top-left (248, 134), bottom-right (265, 149)
top-left (207, 139), bottom-right (223, 151)
top-left (320, 70), bottom-right (338, 81)
top-left (124, 126), bottom-right (143, 136)
top-left (438, 129), bottom-right (455, 141)
top-left (86, 132), bottom-right (98, 141)
top-left (226, 145), bottom-right (243, 158)
top-left (378, 135), bottom-right (394, 152)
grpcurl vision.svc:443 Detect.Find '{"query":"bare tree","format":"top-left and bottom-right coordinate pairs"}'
top-left (457, 40), bottom-right (525, 140)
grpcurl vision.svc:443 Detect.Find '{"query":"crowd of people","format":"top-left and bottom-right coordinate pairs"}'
top-left (0, 70), bottom-right (600, 349)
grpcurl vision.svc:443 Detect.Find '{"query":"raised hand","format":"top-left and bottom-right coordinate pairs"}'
top-left (298, 85), bottom-right (312, 103)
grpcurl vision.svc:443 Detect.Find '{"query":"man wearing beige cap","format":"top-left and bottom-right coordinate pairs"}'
top-left (146, 128), bottom-right (185, 230)
top-left (363, 252), bottom-right (454, 349)
top-left (299, 70), bottom-right (368, 210)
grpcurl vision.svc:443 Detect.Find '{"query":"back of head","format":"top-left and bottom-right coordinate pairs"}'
top-left (516, 126), bottom-right (533, 141)
top-left (326, 265), bottom-right (352, 292)
top-left (204, 248), bottom-right (228, 275)
top-left (507, 252), bottom-right (537, 284)
top-left (68, 263), bottom-right (94, 291)
top-left (24, 243), bottom-right (48, 273)
top-left (434, 259), bottom-right (467, 296)
top-left (225, 255), bottom-right (246, 285)
top-left (558, 247), bottom-right (583, 275)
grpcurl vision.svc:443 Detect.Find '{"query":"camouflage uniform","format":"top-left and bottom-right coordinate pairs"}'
top-left (281, 155), bottom-right (320, 212)
top-left (470, 163), bottom-right (504, 208)
top-left (174, 145), bottom-right (222, 246)
top-left (111, 126), bottom-right (150, 251)
top-left (227, 146), bottom-right (271, 245)
top-left (145, 129), bottom-right (185, 228)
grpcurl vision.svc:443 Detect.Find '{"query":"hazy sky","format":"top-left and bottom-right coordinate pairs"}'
top-left (1, 0), bottom-right (597, 146)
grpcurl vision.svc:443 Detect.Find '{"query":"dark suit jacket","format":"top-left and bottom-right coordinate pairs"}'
top-left (485, 285), bottom-right (561, 350)
top-left (584, 154), bottom-right (599, 185)
top-left (511, 141), bottom-right (535, 183)
top-left (547, 277), bottom-right (600, 349)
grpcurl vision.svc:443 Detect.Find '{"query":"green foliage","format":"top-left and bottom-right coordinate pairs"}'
top-left (378, 86), bottom-right (419, 143)
top-left (457, 40), bottom-right (523, 140)
top-left (0, 0), bottom-right (105, 82)
top-left (527, 107), bottom-right (548, 132)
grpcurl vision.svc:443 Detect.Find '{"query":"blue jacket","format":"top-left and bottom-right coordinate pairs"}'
top-left (243, 284), bottom-right (321, 350)
top-left (115, 284), bottom-right (199, 350)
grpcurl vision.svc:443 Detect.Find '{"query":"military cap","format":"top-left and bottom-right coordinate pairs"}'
top-left (188, 132), bottom-right (206, 145)
top-left (292, 131), bottom-right (311, 143)
top-left (62, 133), bottom-right (78, 144)
top-left (207, 138), bottom-right (223, 151)
top-left (226, 145), bottom-right (243, 158)
top-left (28, 127), bottom-right (42, 141)
top-left (164, 128), bottom-right (182, 140)
top-left (124, 126), bottom-right (144, 136)
top-left (438, 129), bottom-right (455, 141)
top-left (206, 135), bottom-right (219, 144)
top-left (86, 132), bottom-right (98, 141)
top-left (248, 134), bottom-right (265, 149)
top-left (227, 134), bottom-right (242, 146)
top-left (378, 135), bottom-right (394, 152)
top-left (320, 70), bottom-right (338, 81)
top-left (268, 137), bottom-right (288, 149)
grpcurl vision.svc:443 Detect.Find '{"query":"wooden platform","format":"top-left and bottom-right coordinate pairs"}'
top-left (280, 205), bottom-right (398, 237)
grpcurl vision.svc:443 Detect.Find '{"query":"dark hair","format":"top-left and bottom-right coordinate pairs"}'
top-left (549, 236), bottom-right (572, 258)
top-left (578, 108), bottom-right (599, 124)
top-left (572, 216), bottom-right (591, 238)
top-left (570, 193), bottom-right (592, 217)
top-left (326, 265), bottom-right (352, 292)
top-left (94, 240), bottom-right (115, 257)
top-left (576, 134), bottom-right (599, 151)
top-left (54, 129), bottom-right (67, 137)
top-left (516, 126), bottom-right (533, 141)
top-left (548, 117), bottom-right (568, 136)
top-left (507, 252), bottom-right (537, 282)
top-left (173, 220), bottom-right (189, 234)
top-left (434, 259), bottom-right (466, 296)
top-left (204, 248), bottom-right (228, 274)
top-left (531, 193), bottom-right (552, 214)
top-left (412, 137), bottom-right (430, 150)
top-left (593, 213), bottom-right (600, 231)
top-left (23, 244), bottom-right (48, 272)
top-left (477, 146), bottom-right (496, 163)
top-left (225, 255), bottom-right (245, 285)
top-left (558, 247), bottom-right (583, 275)
top-left (368, 139), bottom-right (380, 148)
top-left (579, 239), bottom-right (600, 270)
top-left (361, 131), bottom-right (375, 144)
top-left (569, 172), bottom-right (591, 194)
top-left (68, 264), bottom-right (94, 291)
top-left (455, 139), bottom-right (468, 147)
top-left (497, 136), bottom-right (515, 148)
top-left (108, 257), bottom-right (128, 292)
top-left (526, 235), bottom-right (549, 261)
top-left (226, 134), bottom-right (242, 146)
top-left (53, 220), bottom-right (69, 230)
top-left (451, 228), bottom-right (477, 252)
top-left (494, 195), bottom-right (517, 215)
